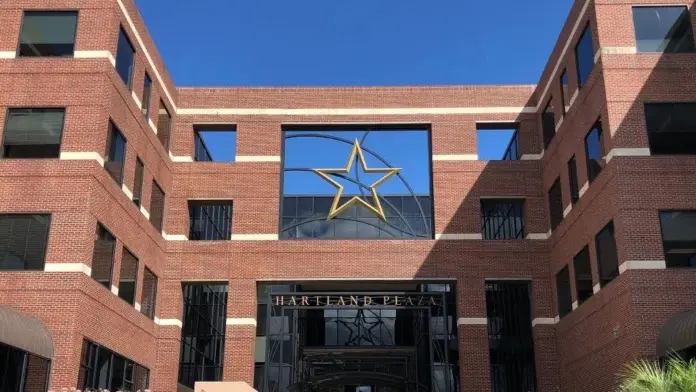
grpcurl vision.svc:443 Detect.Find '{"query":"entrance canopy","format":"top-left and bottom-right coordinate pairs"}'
top-left (0, 305), bottom-right (54, 359)
top-left (656, 309), bottom-right (696, 356)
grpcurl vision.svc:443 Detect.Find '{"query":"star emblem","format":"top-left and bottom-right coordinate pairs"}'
top-left (313, 140), bottom-right (401, 221)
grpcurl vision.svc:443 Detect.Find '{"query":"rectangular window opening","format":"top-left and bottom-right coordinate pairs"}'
top-left (194, 125), bottom-right (237, 162)
top-left (141, 267), bottom-right (158, 319)
top-left (567, 155), bottom-right (579, 205)
top-left (481, 199), bottom-right (525, 240)
top-left (596, 221), bottom-right (619, 287)
top-left (644, 103), bottom-right (696, 155)
top-left (116, 27), bottom-right (136, 89)
top-left (105, 121), bottom-right (127, 186)
top-left (188, 201), bottom-right (233, 240)
top-left (633, 6), bottom-right (695, 53)
top-left (79, 340), bottom-right (149, 391)
top-left (133, 158), bottom-right (144, 207)
top-left (150, 181), bottom-right (165, 233)
top-left (0, 214), bottom-right (50, 271)
top-left (560, 70), bottom-right (569, 114)
top-left (547, 178), bottom-right (563, 231)
top-left (659, 211), bottom-right (696, 268)
top-left (575, 24), bottom-right (595, 87)
top-left (541, 100), bottom-right (556, 149)
top-left (475, 123), bottom-right (519, 160)
top-left (142, 73), bottom-right (152, 118)
top-left (157, 101), bottom-right (171, 150)
top-left (555, 266), bottom-right (572, 319)
top-left (584, 120), bottom-right (605, 183)
top-left (91, 224), bottom-right (115, 288)
top-left (573, 246), bottom-right (594, 304)
top-left (2, 108), bottom-right (65, 159)
top-left (19, 11), bottom-right (78, 57)
top-left (118, 248), bottom-right (138, 305)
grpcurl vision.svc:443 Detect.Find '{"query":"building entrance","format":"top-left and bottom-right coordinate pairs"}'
top-left (256, 284), bottom-right (459, 392)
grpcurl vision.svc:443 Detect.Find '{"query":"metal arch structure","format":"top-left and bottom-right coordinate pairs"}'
top-left (280, 130), bottom-right (433, 240)
top-left (261, 291), bottom-right (457, 392)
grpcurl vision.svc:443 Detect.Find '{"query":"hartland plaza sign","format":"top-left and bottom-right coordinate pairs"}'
top-left (273, 294), bottom-right (441, 307)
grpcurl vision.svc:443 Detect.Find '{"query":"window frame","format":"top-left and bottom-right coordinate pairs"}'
top-left (188, 200), bottom-right (234, 241)
top-left (573, 245), bottom-right (594, 305)
top-left (567, 155), bottom-right (580, 205)
top-left (560, 69), bottom-right (569, 115)
top-left (632, 5), bottom-right (696, 53)
top-left (92, 223), bottom-right (116, 289)
top-left (16, 10), bottom-right (79, 58)
top-left (480, 198), bottom-right (525, 240)
top-left (118, 247), bottom-right (139, 306)
top-left (574, 23), bottom-right (595, 88)
top-left (595, 221), bottom-right (619, 287)
top-left (658, 210), bottom-right (696, 269)
top-left (115, 26), bottom-right (136, 90)
top-left (547, 178), bottom-right (564, 231)
top-left (141, 267), bottom-right (158, 319)
top-left (555, 265), bottom-right (573, 319)
top-left (142, 72), bottom-right (152, 119)
top-left (584, 120), bottom-right (605, 184)
top-left (80, 339), bottom-right (149, 391)
top-left (105, 121), bottom-right (127, 186)
top-left (541, 98), bottom-right (556, 149)
top-left (133, 157), bottom-right (144, 207)
top-left (157, 100), bottom-right (171, 150)
top-left (150, 180), bottom-right (166, 232)
top-left (644, 102), bottom-right (696, 155)
top-left (0, 213), bottom-right (52, 271)
top-left (1, 107), bottom-right (66, 159)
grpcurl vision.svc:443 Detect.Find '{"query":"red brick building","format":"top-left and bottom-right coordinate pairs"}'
top-left (1, 1), bottom-right (696, 392)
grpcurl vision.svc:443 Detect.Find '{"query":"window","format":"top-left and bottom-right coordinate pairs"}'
top-left (157, 101), bottom-right (171, 150)
top-left (115, 27), bottom-right (135, 89)
top-left (105, 122), bottom-right (126, 186)
top-left (567, 155), bottom-right (579, 205)
top-left (633, 6), bottom-right (695, 53)
top-left (79, 340), bottom-right (149, 391)
top-left (659, 211), bottom-right (696, 268)
top-left (541, 99), bottom-right (556, 149)
top-left (2, 108), bottom-right (65, 159)
top-left (573, 246), bottom-right (593, 304)
top-left (584, 121), bottom-right (605, 183)
top-left (547, 178), bottom-right (563, 231)
top-left (555, 266), bottom-right (572, 318)
top-left (575, 24), bottom-right (595, 87)
top-left (178, 283), bottom-right (228, 388)
top-left (502, 130), bottom-right (519, 161)
top-left (475, 123), bottom-right (518, 161)
top-left (18, 11), bottom-right (78, 57)
top-left (0, 214), bottom-right (50, 271)
top-left (133, 158), bottom-right (144, 207)
top-left (150, 181), bottom-right (165, 232)
top-left (189, 201), bottom-right (233, 240)
top-left (92, 224), bottom-right (115, 288)
top-left (118, 248), bottom-right (138, 305)
top-left (142, 73), bottom-right (152, 118)
top-left (560, 70), bottom-right (569, 114)
top-left (194, 126), bottom-right (237, 162)
top-left (644, 103), bottom-right (696, 155)
top-left (481, 199), bottom-right (524, 240)
top-left (595, 221), bottom-right (619, 287)
top-left (141, 268), bottom-right (157, 319)
top-left (485, 281), bottom-right (537, 392)
top-left (0, 342), bottom-right (50, 392)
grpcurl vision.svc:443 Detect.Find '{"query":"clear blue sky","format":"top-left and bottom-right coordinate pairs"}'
top-left (135, 0), bottom-right (572, 86)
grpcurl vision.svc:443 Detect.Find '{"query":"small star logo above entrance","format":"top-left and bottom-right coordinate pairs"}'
top-left (313, 139), bottom-right (400, 221)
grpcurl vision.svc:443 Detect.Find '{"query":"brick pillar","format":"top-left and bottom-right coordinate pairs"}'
top-left (152, 279), bottom-right (184, 392)
top-left (531, 278), bottom-right (560, 392)
top-left (456, 278), bottom-right (492, 392)
top-left (223, 279), bottom-right (257, 385)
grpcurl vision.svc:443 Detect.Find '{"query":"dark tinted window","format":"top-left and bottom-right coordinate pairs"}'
top-left (19, 11), bottom-right (78, 57)
top-left (541, 99), bottom-right (556, 149)
top-left (2, 108), bottom-right (64, 158)
top-left (189, 201), bottom-right (233, 240)
top-left (596, 221), bottom-right (619, 287)
top-left (0, 214), bottom-right (50, 271)
top-left (157, 101), bottom-right (171, 150)
top-left (179, 283), bottom-right (228, 388)
top-left (118, 248), bottom-right (138, 305)
top-left (555, 266), bottom-right (572, 318)
top-left (150, 181), bottom-right (165, 232)
top-left (560, 70), bottom-right (569, 114)
top-left (0, 342), bottom-right (50, 392)
top-left (105, 122), bottom-right (126, 185)
top-left (80, 340), bottom-right (149, 391)
top-left (133, 158), bottom-right (144, 207)
top-left (548, 178), bottom-right (563, 231)
top-left (659, 211), bottom-right (696, 268)
top-left (584, 121), bottom-right (605, 183)
top-left (142, 73), bottom-right (152, 118)
top-left (575, 24), bottom-right (595, 87)
top-left (115, 27), bottom-right (135, 89)
top-left (567, 155), bottom-right (579, 205)
top-left (573, 246), bottom-right (593, 304)
top-left (92, 224), bottom-right (115, 288)
top-left (141, 267), bottom-right (157, 319)
top-left (644, 103), bottom-right (696, 155)
top-left (481, 199), bottom-right (524, 240)
top-left (633, 6), bottom-right (695, 53)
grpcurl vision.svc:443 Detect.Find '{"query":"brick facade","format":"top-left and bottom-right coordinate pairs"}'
top-left (0, 0), bottom-right (695, 392)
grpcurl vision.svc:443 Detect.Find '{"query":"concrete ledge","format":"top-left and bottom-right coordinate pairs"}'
top-left (605, 147), bottom-right (650, 163)
top-left (44, 262), bottom-right (92, 275)
top-left (122, 184), bottom-right (133, 200)
top-left (531, 317), bottom-right (556, 327)
top-left (140, 206), bottom-right (151, 219)
top-left (525, 233), bottom-right (549, 240)
top-left (572, 301), bottom-right (579, 310)
top-left (619, 260), bottom-right (666, 274)
top-left (165, 234), bottom-right (189, 241)
top-left (194, 381), bottom-right (257, 392)
top-left (236, 155), bottom-right (281, 163)
top-left (231, 234), bottom-right (279, 241)
top-left (226, 318), bottom-right (257, 327)
top-left (134, 302), bottom-right (141, 311)
top-left (432, 154), bottom-right (478, 161)
top-left (457, 317), bottom-right (487, 326)
top-left (156, 318), bottom-right (183, 328)
top-left (563, 204), bottom-right (572, 218)
top-left (601, 46), bottom-right (637, 55)
top-left (578, 181), bottom-right (589, 197)
top-left (171, 155), bottom-right (194, 162)
top-left (74, 50), bottom-right (116, 66)
top-left (593, 283), bottom-right (601, 294)
top-left (177, 107), bottom-right (537, 116)
top-left (520, 154), bottom-right (542, 160)
top-left (148, 118), bottom-right (158, 134)
top-left (59, 151), bottom-right (105, 167)
top-left (0, 51), bottom-right (16, 59)
top-left (111, 285), bottom-right (119, 295)
top-left (435, 233), bottom-right (483, 240)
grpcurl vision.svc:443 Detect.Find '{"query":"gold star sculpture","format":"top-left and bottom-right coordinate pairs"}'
top-left (313, 139), bottom-right (401, 221)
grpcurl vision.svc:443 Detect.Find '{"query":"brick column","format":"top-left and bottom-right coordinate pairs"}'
top-left (531, 278), bottom-right (560, 392)
top-left (152, 279), bottom-right (184, 392)
top-left (223, 279), bottom-right (257, 385)
top-left (456, 278), bottom-right (492, 392)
